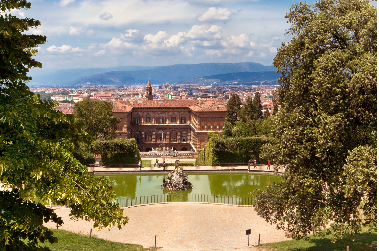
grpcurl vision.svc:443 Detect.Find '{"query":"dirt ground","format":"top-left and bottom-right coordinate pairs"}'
top-left (45, 203), bottom-right (289, 251)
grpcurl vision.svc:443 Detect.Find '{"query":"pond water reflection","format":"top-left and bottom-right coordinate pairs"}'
top-left (101, 173), bottom-right (282, 205)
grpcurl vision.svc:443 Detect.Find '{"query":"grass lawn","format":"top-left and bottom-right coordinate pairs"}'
top-left (259, 228), bottom-right (377, 251)
top-left (41, 229), bottom-right (157, 251)
top-left (142, 160), bottom-right (151, 168)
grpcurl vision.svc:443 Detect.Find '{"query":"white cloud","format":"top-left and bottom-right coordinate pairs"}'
top-left (46, 45), bottom-right (83, 53)
top-left (18, 11), bottom-right (25, 17)
top-left (32, 29), bottom-right (44, 35)
top-left (94, 50), bottom-right (106, 56)
top-left (165, 32), bottom-right (187, 47)
top-left (186, 24), bottom-right (222, 40)
top-left (221, 34), bottom-right (250, 48)
top-left (69, 26), bottom-right (82, 35)
top-left (144, 31), bottom-right (168, 45)
top-left (121, 29), bottom-right (144, 43)
top-left (259, 52), bottom-right (266, 57)
top-left (269, 47), bottom-right (277, 53)
top-left (197, 7), bottom-right (231, 22)
top-left (107, 37), bottom-right (124, 48)
top-left (60, 0), bottom-right (75, 7)
top-left (205, 49), bottom-right (221, 56)
top-left (87, 30), bottom-right (95, 36)
top-left (248, 51), bottom-right (254, 57)
top-left (99, 12), bottom-right (113, 20)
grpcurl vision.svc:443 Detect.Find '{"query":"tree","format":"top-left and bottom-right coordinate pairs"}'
top-left (240, 96), bottom-right (254, 122)
top-left (253, 0), bottom-right (376, 241)
top-left (252, 92), bottom-right (263, 120)
top-left (272, 93), bottom-right (279, 116)
top-left (263, 109), bottom-right (270, 119)
top-left (225, 94), bottom-right (242, 125)
top-left (0, 1), bottom-right (127, 250)
top-left (74, 100), bottom-right (120, 140)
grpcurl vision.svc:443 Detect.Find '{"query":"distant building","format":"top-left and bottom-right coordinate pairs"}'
top-left (112, 81), bottom-right (227, 152)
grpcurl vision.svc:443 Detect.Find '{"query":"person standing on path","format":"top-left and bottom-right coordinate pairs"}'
top-left (138, 160), bottom-right (142, 170)
top-left (155, 159), bottom-right (159, 168)
top-left (267, 161), bottom-right (271, 170)
top-left (253, 159), bottom-right (257, 168)
top-left (162, 161), bottom-right (165, 170)
top-left (248, 159), bottom-right (251, 171)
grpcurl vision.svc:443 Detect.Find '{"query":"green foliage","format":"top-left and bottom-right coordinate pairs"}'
top-left (196, 136), bottom-right (271, 165)
top-left (225, 94), bottom-right (242, 125)
top-left (253, 0), bottom-right (377, 241)
top-left (261, 226), bottom-right (376, 251)
top-left (141, 160), bottom-right (151, 168)
top-left (72, 151), bottom-right (95, 166)
top-left (74, 100), bottom-right (120, 140)
top-left (196, 136), bottom-right (216, 166)
top-left (252, 92), bottom-right (263, 120)
top-left (41, 229), bottom-right (157, 251)
top-left (263, 109), bottom-right (270, 119)
top-left (0, 1), bottom-right (127, 250)
top-left (92, 139), bottom-right (140, 166)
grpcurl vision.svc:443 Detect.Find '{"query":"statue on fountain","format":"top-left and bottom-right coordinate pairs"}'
top-left (161, 160), bottom-right (193, 191)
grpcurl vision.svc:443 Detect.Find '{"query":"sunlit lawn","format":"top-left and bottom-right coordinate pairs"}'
top-left (259, 227), bottom-right (377, 251)
top-left (41, 229), bottom-right (157, 251)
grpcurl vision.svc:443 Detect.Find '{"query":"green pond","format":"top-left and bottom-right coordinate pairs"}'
top-left (101, 173), bottom-right (282, 206)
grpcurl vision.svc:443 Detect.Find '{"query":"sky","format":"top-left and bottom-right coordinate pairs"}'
top-left (10, 0), bottom-right (328, 72)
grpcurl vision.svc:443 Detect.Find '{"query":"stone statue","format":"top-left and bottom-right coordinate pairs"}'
top-left (161, 163), bottom-right (193, 191)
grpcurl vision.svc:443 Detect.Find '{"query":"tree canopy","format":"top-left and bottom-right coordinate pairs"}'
top-left (225, 94), bottom-right (242, 125)
top-left (0, 1), bottom-right (127, 250)
top-left (74, 100), bottom-right (120, 141)
top-left (253, 0), bottom-right (376, 241)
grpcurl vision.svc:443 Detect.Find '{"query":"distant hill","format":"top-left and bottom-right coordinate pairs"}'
top-left (179, 71), bottom-right (279, 85)
top-left (29, 66), bottom-right (154, 86)
top-left (28, 62), bottom-right (277, 87)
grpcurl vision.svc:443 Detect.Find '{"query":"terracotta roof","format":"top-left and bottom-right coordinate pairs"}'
top-left (132, 99), bottom-right (198, 108)
top-left (112, 101), bottom-right (133, 112)
top-left (111, 99), bottom-right (227, 112)
top-left (190, 100), bottom-right (227, 112)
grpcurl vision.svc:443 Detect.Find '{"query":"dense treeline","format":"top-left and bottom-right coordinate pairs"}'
top-left (197, 92), bottom-right (276, 165)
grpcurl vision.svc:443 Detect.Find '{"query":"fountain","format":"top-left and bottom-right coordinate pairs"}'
top-left (162, 160), bottom-right (193, 191)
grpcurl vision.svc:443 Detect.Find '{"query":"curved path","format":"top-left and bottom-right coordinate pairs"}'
top-left (45, 203), bottom-right (290, 250)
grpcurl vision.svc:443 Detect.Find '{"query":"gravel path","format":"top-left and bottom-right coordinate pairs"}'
top-left (45, 203), bottom-right (290, 251)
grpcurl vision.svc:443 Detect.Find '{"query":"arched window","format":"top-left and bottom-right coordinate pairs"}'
top-left (181, 114), bottom-right (186, 124)
top-left (135, 116), bottom-right (140, 125)
top-left (171, 131), bottom-right (177, 142)
top-left (182, 131), bottom-right (187, 142)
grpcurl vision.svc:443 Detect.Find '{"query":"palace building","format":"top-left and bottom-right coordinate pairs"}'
top-left (112, 80), bottom-right (227, 152)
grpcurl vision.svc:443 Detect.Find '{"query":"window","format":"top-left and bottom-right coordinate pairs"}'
top-left (171, 117), bottom-right (176, 122)
top-left (171, 132), bottom-right (177, 141)
top-left (146, 117), bottom-right (150, 123)
top-left (135, 117), bottom-right (140, 125)
top-left (136, 132), bottom-right (140, 143)
top-left (181, 117), bottom-right (186, 124)
top-left (146, 135), bottom-right (151, 141)
top-left (182, 131), bottom-right (187, 142)
top-left (158, 118), bottom-right (164, 124)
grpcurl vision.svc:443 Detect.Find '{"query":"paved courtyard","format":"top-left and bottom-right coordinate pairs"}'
top-left (45, 203), bottom-right (290, 250)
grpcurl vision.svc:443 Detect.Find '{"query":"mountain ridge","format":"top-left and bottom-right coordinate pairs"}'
top-left (29, 62), bottom-right (277, 86)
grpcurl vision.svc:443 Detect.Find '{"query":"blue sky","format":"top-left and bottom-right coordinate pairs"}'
top-left (12, 0), bottom-right (326, 71)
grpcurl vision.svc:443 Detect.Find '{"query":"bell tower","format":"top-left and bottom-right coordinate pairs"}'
top-left (146, 79), bottom-right (153, 100)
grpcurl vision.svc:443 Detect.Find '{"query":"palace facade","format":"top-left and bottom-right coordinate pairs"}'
top-left (112, 80), bottom-right (227, 152)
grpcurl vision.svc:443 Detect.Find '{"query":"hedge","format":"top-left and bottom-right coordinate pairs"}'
top-left (92, 138), bottom-right (140, 166)
top-left (196, 136), bottom-right (273, 165)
